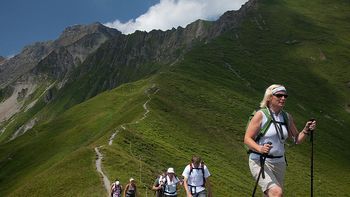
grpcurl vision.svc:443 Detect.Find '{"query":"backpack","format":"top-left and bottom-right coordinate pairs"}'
top-left (189, 162), bottom-right (206, 187)
top-left (162, 174), bottom-right (180, 195)
top-left (245, 107), bottom-right (289, 152)
top-left (125, 183), bottom-right (136, 197)
top-left (155, 175), bottom-right (165, 197)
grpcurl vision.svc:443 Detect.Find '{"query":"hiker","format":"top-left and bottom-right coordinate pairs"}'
top-left (244, 84), bottom-right (316, 197)
top-left (182, 156), bottom-right (212, 197)
top-left (163, 167), bottom-right (181, 197)
top-left (152, 169), bottom-right (167, 197)
top-left (111, 179), bottom-right (122, 197)
top-left (124, 178), bottom-right (137, 197)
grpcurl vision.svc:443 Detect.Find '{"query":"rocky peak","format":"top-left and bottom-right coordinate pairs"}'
top-left (210, 0), bottom-right (257, 36)
top-left (55, 22), bottom-right (120, 46)
top-left (0, 41), bottom-right (54, 87)
top-left (0, 22), bottom-right (121, 88)
top-left (78, 0), bottom-right (259, 76)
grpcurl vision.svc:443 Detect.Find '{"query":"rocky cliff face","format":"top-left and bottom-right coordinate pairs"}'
top-left (34, 47), bottom-right (75, 80)
top-left (0, 23), bottom-right (121, 88)
top-left (98, 0), bottom-right (257, 66)
top-left (67, 0), bottom-right (257, 95)
top-left (0, 23), bottom-right (121, 127)
top-left (53, 22), bottom-right (121, 65)
top-left (210, 0), bottom-right (257, 37)
top-left (0, 41), bottom-right (54, 88)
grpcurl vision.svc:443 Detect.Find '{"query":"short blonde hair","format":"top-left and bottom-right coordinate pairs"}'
top-left (259, 84), bottom-right (285, 108)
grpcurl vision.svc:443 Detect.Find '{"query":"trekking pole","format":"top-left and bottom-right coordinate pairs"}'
top-left (252, 142), bottom-right (272, 197)
top-left (310, 129), bottom-right (314, 197)
top-left (252, 156), bottom-right (266, 197)
top-left (310, 131), bottom-right (314, 197)
top-left (309, 118), bottom-right (315, 197)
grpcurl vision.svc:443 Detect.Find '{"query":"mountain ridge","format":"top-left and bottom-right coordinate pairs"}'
top-left (0, 23), bottom-right (121, 88)
top-left (0, 0), bottom-right (258, 133)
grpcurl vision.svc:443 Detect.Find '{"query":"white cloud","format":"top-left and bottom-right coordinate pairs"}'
top-left (104, 0), bottom-right (249, 34)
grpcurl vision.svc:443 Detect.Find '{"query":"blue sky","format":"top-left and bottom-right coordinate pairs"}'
top-left (0, 0), bottom-right (248, 58)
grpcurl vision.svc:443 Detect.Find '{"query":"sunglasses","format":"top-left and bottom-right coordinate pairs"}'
top-left (273, 94), bottom-right (288, 98)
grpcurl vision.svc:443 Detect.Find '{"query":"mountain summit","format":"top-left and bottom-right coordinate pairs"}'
top-left (0, 22), bottom-right (120, 88)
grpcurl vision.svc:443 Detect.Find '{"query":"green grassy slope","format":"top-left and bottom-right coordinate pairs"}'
top-left (0, 0), bottom-right (349, 196)
top-left (0, 80), bottom-right (154, 196)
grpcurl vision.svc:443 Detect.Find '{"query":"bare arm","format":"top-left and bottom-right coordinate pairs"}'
top-left (110, 184), bottom-right (114, 196)
top-left (183, 177), bottom-right (192, 197)
top-left (123, 184), bottom-right (129, 197)
top-left (152, 184), bottom-right (161, 190)
top-left (152, 180), bottom-right (161, 191)
top-left (244, 111), bottom-right (272, 154)
top-left (288, 114), bottom-right (317, 144)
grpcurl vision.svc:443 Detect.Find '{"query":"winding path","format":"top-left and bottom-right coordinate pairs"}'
top-left (109, 129), bottom-right (119, 146)
top-left (95, 146), bottom-right (111, 194)
top-left (94, 84), bottom-right (160, 195)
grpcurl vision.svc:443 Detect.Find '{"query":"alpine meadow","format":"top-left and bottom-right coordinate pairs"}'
top-left (0, 0), bottom-right (349, 196)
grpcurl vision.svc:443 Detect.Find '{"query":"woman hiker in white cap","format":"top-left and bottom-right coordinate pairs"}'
top-left (123, 178), bottom-right (137, 197)
top-left (163, 167), bottom-right (181, 197)
top-left (244, 84), bottom-right (316, 197)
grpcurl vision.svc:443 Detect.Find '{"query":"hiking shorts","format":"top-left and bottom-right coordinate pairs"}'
top-left (249, 159), bottom-right (286, 192)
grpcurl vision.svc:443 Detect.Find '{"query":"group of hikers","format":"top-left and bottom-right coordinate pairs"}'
top-left (110, 84), bottom-right (317, 197)
top-left (110, 155), bottom-right (211, 197)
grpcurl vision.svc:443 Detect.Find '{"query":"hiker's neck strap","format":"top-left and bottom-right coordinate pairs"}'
top-left (267, 107), bottom-right (285, 140)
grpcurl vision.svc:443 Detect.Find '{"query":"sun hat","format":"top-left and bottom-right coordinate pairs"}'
top-left (167, 167), bottom-right (175, 174)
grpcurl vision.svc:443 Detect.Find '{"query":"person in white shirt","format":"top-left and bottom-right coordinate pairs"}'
top-left (163, 167), bottom-right (181, 197)
top-left (152, 169), bottom-right (167, 197)
top-left (182, 156), bottom-right (212, 197)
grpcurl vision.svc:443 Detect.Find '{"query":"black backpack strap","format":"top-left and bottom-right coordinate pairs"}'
top-left (189, 163), bottom-right (206, 187)
top-left (267, 108), bottom-right (285, 141)
top-left (201, 163), bottom-right (206, 187)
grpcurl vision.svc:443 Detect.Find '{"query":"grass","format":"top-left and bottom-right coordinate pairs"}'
top-left (0, 0), bottom-right (349, 196)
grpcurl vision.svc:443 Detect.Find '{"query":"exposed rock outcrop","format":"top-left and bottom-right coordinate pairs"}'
top-left (0, 23), bottom-right (121, 88)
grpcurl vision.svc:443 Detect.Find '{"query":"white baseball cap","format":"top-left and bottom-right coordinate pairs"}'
top-left (130, 178), bottom-right (134, 182)
top-left (167, 167), bottom-right (175, 174)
